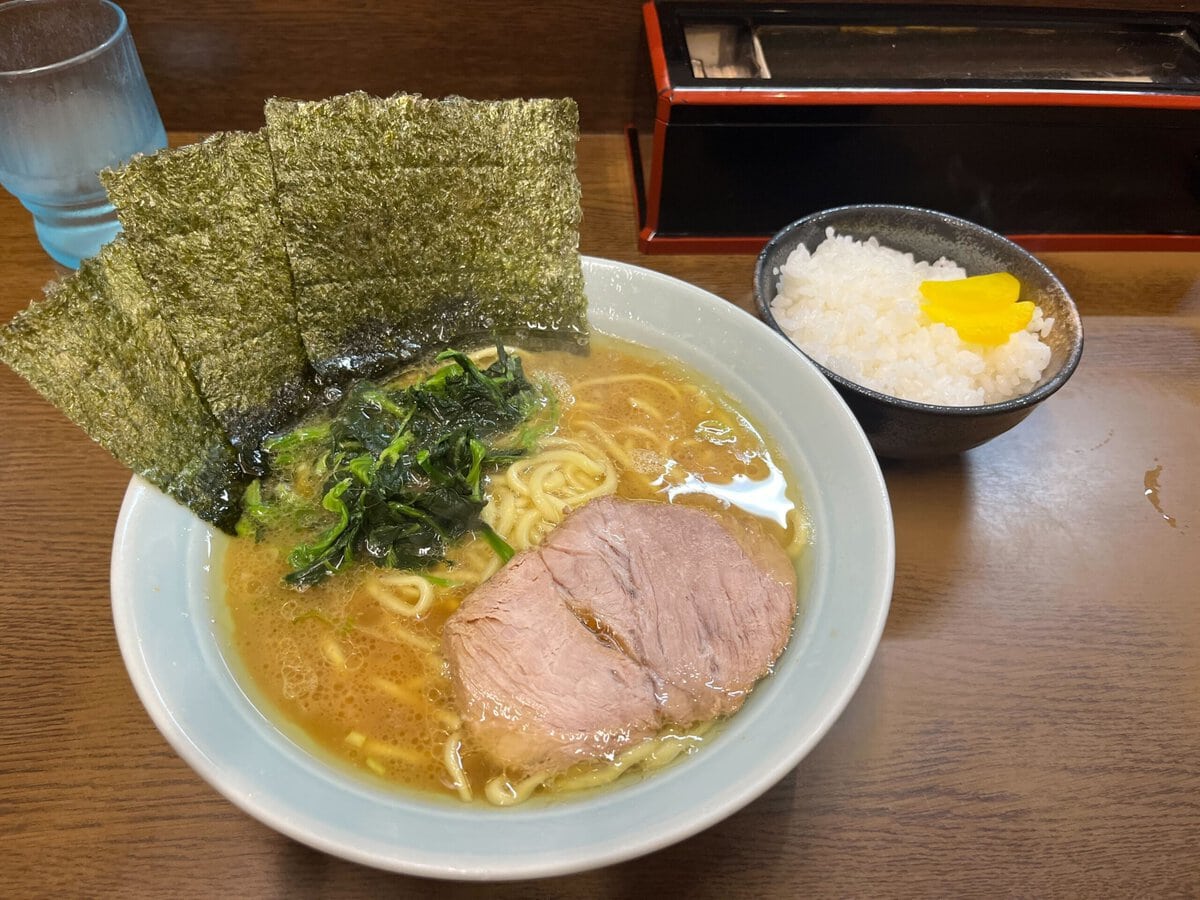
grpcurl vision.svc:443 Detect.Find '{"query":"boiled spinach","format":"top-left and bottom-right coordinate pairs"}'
top-left (238, 346), bottom-right (546, 587)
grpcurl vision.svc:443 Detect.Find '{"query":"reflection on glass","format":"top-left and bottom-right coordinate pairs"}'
top-left (683, 18), bottom-right (1200, 86)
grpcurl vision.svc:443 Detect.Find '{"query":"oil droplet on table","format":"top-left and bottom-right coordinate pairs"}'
top-left (1143, 463), bottom-right (1177, 528)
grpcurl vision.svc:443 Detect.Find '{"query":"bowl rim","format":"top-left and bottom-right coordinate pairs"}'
top-left (753, 203), bottom-right (1085, 416)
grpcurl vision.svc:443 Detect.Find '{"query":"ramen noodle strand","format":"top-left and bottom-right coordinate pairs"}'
top-left (627, 395), bottom-right (665, 421)
top-left (485, 771), bottom-right (550, 807)
top-left (527, 462), bottom-right (568, 522)
top-left (565, 467), bottom-right (597, 490)
top-left (580, 422), bottom-right (671, 475)
top-left (321, 636), bottom-right (348, 669)
top-left (547, 724), bottom-right (713, 796)
top-left (483, 488), bottom-right (517, 537)
top-left (580, 422), bottom-right (635, 469)
top-left (465, 345), bottom-right (518, 366)
top-left (370, 676), bottom-right (426, 709)
top-left (435, 708), bottom-right (463, 731)
top-left (617, 423), bottom-right (672, 454)
top-left (640, 737), bottom-right (687, 769)
top-left (505, 461), bottom-right (531, 496)
top-left (520, 448), bottom-right (607, 474)
top-left (560, 456), bottom-right (618, 506)
top-left (787, 509), bottom-right (813, 559)
top-left (552, 742), bottom-right (660, 793)
top-left (436, 539), bottom-right (502, 590)
top-left (574, 373), bottom-right (683, 401)
top-left (367, 573), bottom-right (435, 618)
top-left (443, 733), bottom-right (473, 802)
top-left (512, 507), bottom-right (544, 550)
top-left (382, 622), bottom-right (439, 654)
top-left (362, 737), bottom-right (426, 766)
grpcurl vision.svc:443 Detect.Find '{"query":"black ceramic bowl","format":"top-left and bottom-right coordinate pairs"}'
top-left (754, 204), bottom-right (1084, 460)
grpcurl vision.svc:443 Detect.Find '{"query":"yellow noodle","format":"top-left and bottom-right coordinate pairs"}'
top-left (321, 637), bottom-right (348, 669)
top-left (367, 573), bottom-right (435, 618)
top-left (565, 467), bottom-right (598, 490)
top-left (362, 738), bottom-right (426, 766)
top-left (617, 423), bottom-right (672, 455)
top-left (580, 421), bottom-right (672, 476)
top-left (787, 509), bottom-right (813, 558)
top-left (626, 395), bottom-right (665, 421)
top-left (343, 617), bottom-right (435, 654)
top-left (443, 733), bottom-right (473, 803)
top-left (574, 373), bottom-right (683, 401)
top-left (639, 738), bottom-right (687, 770)
top-left (485, 771), bottom-right (550, 807)
top-left (484, 488), bottom-right (518, 536)
top-left (435, 708), bottom-right (462, 731)
top-left (560, 456), bottom-right (617, 506)
top-left (483, 440), bottom-right (620, 554)
top-left (520, 447), bottom-right (607, 475)
top-left (450, 536), bottom-right (505, 586)
top-left (477, 554), bottom-right (502, 584)
top-left (545, 724), bottom-right (713, 796)
top-left (505, 461), bottom-right (531, 496)
top-left (465, 345), bottom-right (518, 366)
top-left (548, 739), bottom-right (661, 793)
top-left (581, 422), bottom-right (635, 468)
top-left (527, 463), bottom-right (568, 521)
top-left (512, 507), bottom-right (544, 551)
top-left (368, 676), bottom-right (459, 728)
top-left (370, 676), bottom-right (425, 708)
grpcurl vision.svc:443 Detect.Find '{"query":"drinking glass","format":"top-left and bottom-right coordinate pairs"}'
top-left (0, 0), bottom-right (167, 268)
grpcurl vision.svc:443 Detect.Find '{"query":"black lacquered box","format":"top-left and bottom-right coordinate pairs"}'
top-left (630, 2), bottom-right (1200, 253)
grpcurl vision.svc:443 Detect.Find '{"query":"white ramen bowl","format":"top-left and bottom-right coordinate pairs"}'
top-left (110, 257), bottom-right (894, 880)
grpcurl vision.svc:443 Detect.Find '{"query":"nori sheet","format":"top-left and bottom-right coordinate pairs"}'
top-left (100, 131), bottom-right (276, 238)
top-left (264, 93), bottom-right (578, 170)
top-left (0, 239), bottom-right (246, 532)
top-left (1, 92), bottom-right (592, 531)
top-left (264, 93), bottom-right (587, 381)
top-left (291, 275), bottom-right (484, 379)
top-left (270, 164), bottom-right (579, 285)
top-left (101, 131), bottom-right (314, 460)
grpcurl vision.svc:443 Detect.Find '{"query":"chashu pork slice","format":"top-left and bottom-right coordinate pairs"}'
top-left (540, 497), bottom-right (796, 723)
top-left (442, 550), bottom-right (662, 775)
top-left (443, 496), bottom-right (797, 776)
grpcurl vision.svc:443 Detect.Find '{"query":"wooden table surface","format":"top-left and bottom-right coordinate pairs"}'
top-left (1, 134), bottom-right (1197, 898)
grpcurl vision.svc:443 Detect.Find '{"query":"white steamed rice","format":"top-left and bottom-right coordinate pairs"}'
top-left (770, 228), bottom-right (1055, 406)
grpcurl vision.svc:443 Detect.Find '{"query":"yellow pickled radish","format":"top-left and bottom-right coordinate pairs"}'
top-left (922, 301), bottom-right (1035, 345)
top-left (919, 272), bottom-right (1033, 345)
top-left (919, 272), bottom-right (1020, 309)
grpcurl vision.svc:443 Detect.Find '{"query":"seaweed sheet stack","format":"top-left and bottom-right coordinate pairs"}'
top-left (0, 93), bottom-right (588, 532)
top-left (264, 94), bottom-right (584, 380)
top-left (99, 131), bottom-right (315, 462)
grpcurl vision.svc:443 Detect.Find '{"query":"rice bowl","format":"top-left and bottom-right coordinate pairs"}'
top-left (755, 205), bottom-right (1085, 459)
top-left (770, 228), bottom-right (1056, 407)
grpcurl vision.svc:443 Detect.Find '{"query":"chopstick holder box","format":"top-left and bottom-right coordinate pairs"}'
top-left (630, 1), bottom-right (1200, 253)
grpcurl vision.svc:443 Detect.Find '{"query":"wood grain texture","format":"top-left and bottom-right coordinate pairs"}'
top-left (117, 0), bottom-right (1200, 133)
top-left (1, 134), bottom-right (1199, 897)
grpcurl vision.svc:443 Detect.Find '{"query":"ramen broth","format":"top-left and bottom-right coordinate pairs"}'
top-left (221, 334), bottom-right (808, 801)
